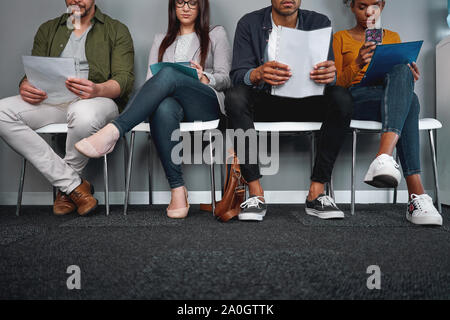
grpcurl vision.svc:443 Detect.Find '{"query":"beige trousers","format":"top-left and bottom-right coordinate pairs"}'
top-left (0, 95), bottom-right (118, 194)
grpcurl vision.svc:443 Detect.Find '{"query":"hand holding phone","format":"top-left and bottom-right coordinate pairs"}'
top-left (365, 28), bottom-right (383, 45)
top-left (356, 42), bottom-right (377, 69)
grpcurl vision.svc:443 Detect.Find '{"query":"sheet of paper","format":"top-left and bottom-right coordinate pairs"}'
top-left (150, 62), bottom-right (199, 80)
top-left (271, 27), bottom-right (332, 99)
top-left (22, 56), bottom-right (80, 105)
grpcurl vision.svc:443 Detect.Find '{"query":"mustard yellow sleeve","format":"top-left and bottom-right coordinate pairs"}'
top-left (333, 33), bottom-right (361, 88)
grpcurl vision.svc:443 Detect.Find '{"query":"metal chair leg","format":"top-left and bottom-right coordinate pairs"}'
top-left (220, 163), bottom-right (225, 198)
top-left (51, 135), bottom-right (57, 203)
top-left (124, 132), bottom-right (135, 215)
top-left (123, 136), bottom-right (129, 190)
top-left (148, 133), bottom-right (153, 206)
top-left (329, 176), bottom-right (335, 200)
top-left (104, 155), bottom-right (110, 216)
top-left (209, 131), bottom-right (216, 215)
top-left (351, 130), bottom-right (357, 216)
top-left (16, 158), bottom-right (27, 217)
top-left (429, 130), bottom-right (442, 213)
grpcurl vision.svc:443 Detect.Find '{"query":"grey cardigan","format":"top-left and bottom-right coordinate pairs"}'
top-left (146, 26), bottom-right (232, 114)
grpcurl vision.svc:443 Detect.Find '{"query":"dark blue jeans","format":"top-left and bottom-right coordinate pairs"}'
top-left (350, 64), bottom-right (421, 177)
top-left (113, 67), bottom-right (220, 188)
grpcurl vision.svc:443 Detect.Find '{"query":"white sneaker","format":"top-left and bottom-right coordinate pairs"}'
top-left (406, 194), bottom-right (443, 226)
top-left (364, 154), bottom-right (401, 188)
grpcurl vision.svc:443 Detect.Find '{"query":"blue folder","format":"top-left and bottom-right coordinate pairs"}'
top-left (150, 62), bottom-right (198, 80)
top-left (359, 40), bottom-right (424, 86)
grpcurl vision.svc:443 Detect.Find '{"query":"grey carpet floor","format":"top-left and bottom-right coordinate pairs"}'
top-left (0, 204), bottom-right (449, 300)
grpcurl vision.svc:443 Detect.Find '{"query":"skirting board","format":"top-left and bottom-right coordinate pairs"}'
top-left (0, 190), bottom-right (435, 206)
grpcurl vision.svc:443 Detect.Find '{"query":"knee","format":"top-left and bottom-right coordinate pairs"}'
top-left (410, 93), bottom-right (421, 115)
top-left (326, 86), bottom-right (354, 121)
top-left (69, 99), bottom-right (118, 133)
top-left (153, 66), bottom-right (180, 85)
top-left (151, 98), bottom-right (183, 125)
top-left (391, 63), bottom-right (411, 75)
top-left (69, 112), bottom-right (96, 134)
top-left (68, 105), bottom-right (102, 134)
top-left (389, 64), bottom-right (413, 82)
top-left (225, 85), bottom-right (251, 118)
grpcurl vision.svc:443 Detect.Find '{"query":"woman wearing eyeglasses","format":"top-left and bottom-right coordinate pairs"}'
top-left (333, 0), bottom-right (442, 225)
top-left (75, 0), bottom-right (231, 219)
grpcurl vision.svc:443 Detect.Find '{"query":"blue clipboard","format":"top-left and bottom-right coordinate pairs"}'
top-left (359, 40), bottom-right (424, 86)
top-left (150, 62), bottom-right (199, 80)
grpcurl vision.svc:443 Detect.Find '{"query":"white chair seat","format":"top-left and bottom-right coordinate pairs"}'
top-left (419, 118), bottom-right (443, 130)
top-left (132, 122), bottom-right (150, 133)
top-left (131, 119), bottom-right (220, 133)
top-left (254, 122), bottom-right (322, 132)
top-left (35, 123), bottom-right (68, 134)
top-left (351, 118), bottom-right (443, 131)
top-left (350, 120), bottom-right (382, 130)
top-left (180, 119), bottom-right (220, 132)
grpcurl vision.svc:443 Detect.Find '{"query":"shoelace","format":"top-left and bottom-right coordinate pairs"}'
top-left (317, 195), bottom-right (338, 209)
top-left (240, 196), bottom-right (265, 209)
top-left (410, 194), bottom-right (432, 213)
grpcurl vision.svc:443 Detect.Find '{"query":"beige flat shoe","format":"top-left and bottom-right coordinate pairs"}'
top-left (75, 124), bottom-right (119, 159)
top-left (167, 187), bottom-right (190, 219)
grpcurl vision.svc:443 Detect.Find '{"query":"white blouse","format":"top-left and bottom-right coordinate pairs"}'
top-left (174, 32), bottom-right (196, 62)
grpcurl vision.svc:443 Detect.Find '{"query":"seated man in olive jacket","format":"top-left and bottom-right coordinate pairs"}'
top-left (0, 0), bottom-right (134, 216)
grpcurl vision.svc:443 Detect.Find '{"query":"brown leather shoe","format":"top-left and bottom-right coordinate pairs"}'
top-left (69, 180), bottom-right (98, 216)
top-left (53, 191), bottom-right (76, 216)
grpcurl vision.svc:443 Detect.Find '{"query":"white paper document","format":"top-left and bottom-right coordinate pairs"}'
top-left (22, 56), bottom-right (81, 105)
top-left (271, 27), bottom-right (332, 99)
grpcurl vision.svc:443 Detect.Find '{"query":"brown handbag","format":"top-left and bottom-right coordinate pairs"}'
top-left (200, 151), bottom-right (247, 222)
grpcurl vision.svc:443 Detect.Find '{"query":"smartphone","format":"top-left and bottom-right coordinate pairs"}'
top-left (365, 28), bottom-right (383, 45)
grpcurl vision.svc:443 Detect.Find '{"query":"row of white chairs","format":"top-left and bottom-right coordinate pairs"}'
top-left (14, 118), bottom-right (442, 216)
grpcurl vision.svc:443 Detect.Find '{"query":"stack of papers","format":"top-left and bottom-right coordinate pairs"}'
top-left (22, 56), bottom-right (81, 105)
top-left (271, 26), bottom-right (332, 99)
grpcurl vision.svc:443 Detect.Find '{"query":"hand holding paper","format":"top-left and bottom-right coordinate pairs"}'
top-left (19, 79), bottom-right (47, 105)
top-left (190, 60), bottom-right (210, 85)
top-left (310, 60), bottom-right (336, 85)
top-left (271, 26), bottom-right (332, 98)
top-left (250, 61), bottom-right (292, 86)
top-left (408, 62), bottom-right (420, 82)
top-left (66, 78), bottom-right (99, 99)
top-left (22, 56), bottom-right (80, 105)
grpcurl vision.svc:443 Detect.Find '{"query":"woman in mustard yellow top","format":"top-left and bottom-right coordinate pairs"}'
top-left (333, 0), bottom-right (442, 226)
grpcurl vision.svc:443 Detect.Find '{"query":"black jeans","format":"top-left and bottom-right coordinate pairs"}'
top-left (225, 85), bottom-right (353, 184)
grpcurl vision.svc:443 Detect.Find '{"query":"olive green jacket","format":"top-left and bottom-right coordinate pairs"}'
top-left (21, 6), bottom-right (134, 111)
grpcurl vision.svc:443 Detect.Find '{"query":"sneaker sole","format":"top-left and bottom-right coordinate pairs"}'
top-left (365, 175), bottom-right (399, 188)
top-left (305, 208), bottom-right (345, 220)
top-left (238, 210), bottom-right (267, 222)
top-left (406, 212), bottom-right (443, 226)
